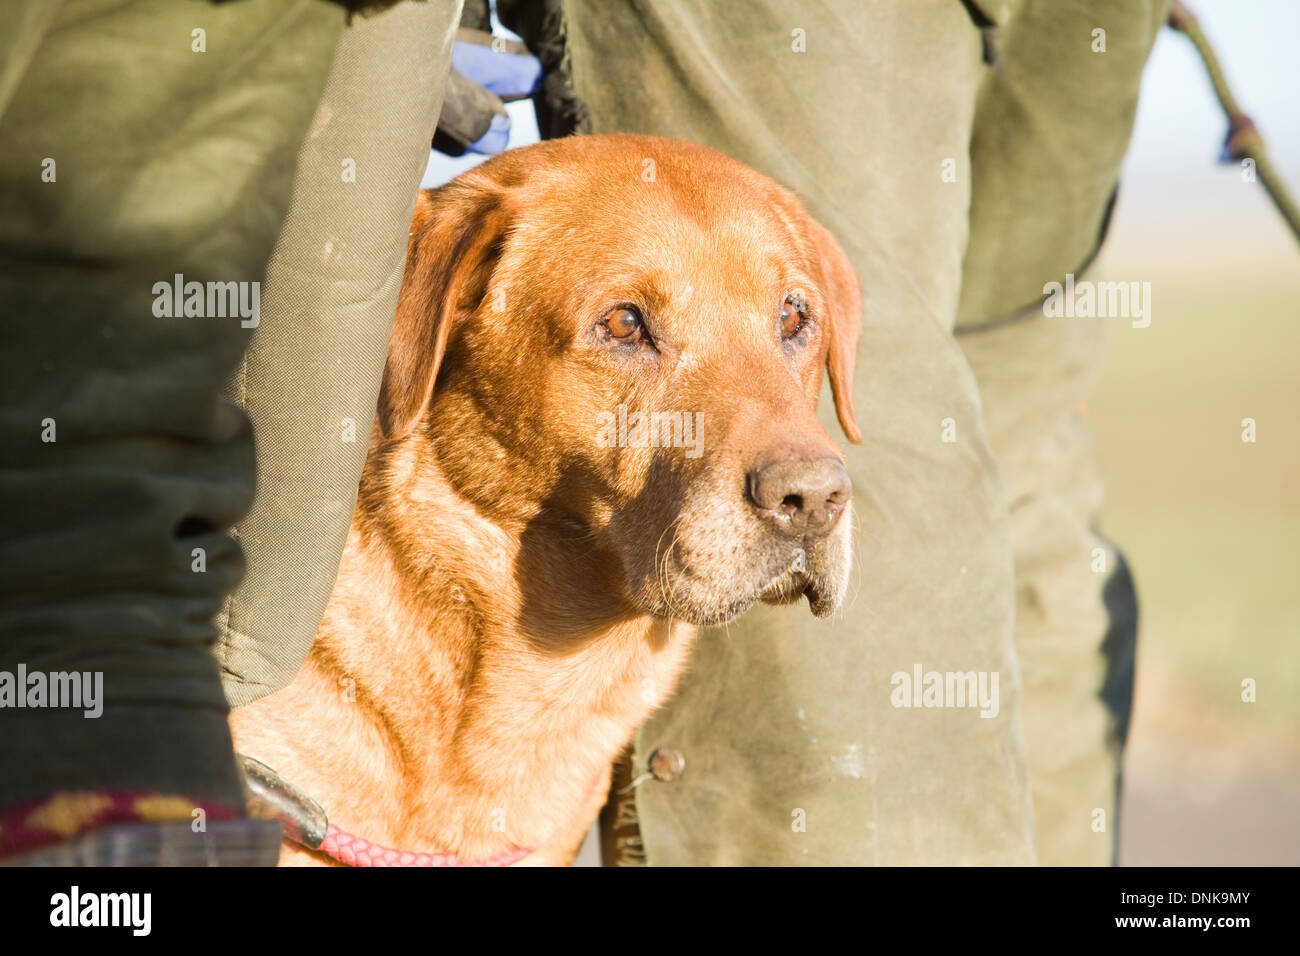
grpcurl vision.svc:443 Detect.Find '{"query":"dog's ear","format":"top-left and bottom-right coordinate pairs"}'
top-left (804, 216), bottom-right (863, 444)
top-left (378, 185), bottom-right (509, 440)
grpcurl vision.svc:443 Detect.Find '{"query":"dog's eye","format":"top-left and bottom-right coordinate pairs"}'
top-left (780, 294), bottom-right (808, 339)
top-left (606, 307), bottom-right (644, 343)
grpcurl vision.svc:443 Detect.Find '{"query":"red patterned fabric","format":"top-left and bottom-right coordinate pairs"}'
top-left (0, 790), bottom-right (240, 858)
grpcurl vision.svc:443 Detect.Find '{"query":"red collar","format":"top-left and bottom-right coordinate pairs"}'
top-left (318, 823), bottom-right (530, 867)
top-left (240, 754), bottom-right (531, 867)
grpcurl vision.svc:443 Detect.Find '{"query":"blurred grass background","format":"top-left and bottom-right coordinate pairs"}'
top-left (1092, 0), bottom-right (1300, 864)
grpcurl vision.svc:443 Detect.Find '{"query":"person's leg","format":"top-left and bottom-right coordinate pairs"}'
top-left (0, 0), bottom-right (343, 854)
top-left (217, 0), bottom-right (464, 709)
top-left (955, 0), bottom-right (1166, 864)
top-left (957, 299), bottom-right (1137, 866)
top-left (559, 0), bottom-right (1035, 864)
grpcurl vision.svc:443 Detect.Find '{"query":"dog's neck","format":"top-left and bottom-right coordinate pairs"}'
top-left (354, 425), bottom-right (647, 647)
top-left (292, 427), bottom-right (696, 859)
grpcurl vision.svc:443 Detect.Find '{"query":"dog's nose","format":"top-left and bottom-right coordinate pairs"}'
top-left (747, 457), bottom-right (851, 537)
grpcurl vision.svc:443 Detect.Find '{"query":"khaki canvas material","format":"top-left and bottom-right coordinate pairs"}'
top-left (216, 0), bottom-right (464, 709)
top-left (0, 0), bottom-right (347, 810)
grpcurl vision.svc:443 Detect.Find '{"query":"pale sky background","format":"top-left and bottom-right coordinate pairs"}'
top-left (1130, 0), bottom-right (1299, 188)
top-left (1111, 0), bottom-right (1299, 268)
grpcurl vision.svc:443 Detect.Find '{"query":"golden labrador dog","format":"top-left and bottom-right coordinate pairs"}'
top-left (231, 133), bottom-right (861, 866)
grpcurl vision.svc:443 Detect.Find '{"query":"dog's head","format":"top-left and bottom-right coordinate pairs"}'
top-left (380, 134), bottom-right (861, 627)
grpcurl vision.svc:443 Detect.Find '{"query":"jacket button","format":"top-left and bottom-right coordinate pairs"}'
top-left (647, 747), bottom-right (686, 782)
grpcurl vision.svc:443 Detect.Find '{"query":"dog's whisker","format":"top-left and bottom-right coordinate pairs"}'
top-left (847, 509), bottom-right (867, 607)
top-left (654, 516), bottom-right (691, 622)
